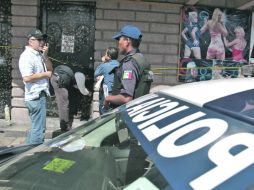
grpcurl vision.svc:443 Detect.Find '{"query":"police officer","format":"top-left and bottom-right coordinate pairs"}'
top-left (104, 25), bottom-right (151, 109)
top-left (104, 25), bottom-right (152, 184)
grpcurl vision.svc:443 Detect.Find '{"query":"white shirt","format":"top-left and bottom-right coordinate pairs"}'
top-left (19, 46), bottom-right (50, 101)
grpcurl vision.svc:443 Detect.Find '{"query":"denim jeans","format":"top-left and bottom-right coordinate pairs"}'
top-left (25, 92), bottom-right (46, 144)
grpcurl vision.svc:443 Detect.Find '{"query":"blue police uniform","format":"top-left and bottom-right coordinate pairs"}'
top-left (112, 49), bottom-right (141, 97)
top-left (111, 25), bottom-right (153, 184)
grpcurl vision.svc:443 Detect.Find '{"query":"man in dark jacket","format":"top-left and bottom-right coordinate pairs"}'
top-left (50, 65), bottom-right (90, 132)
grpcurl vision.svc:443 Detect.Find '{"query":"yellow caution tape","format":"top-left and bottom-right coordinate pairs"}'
top-left (0, 44), bottom-right (243, 71)
top-left (151, 66), bottom-right (241, 71)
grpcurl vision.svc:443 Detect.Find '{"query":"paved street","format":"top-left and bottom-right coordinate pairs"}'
top-left (0, 117), bottom-right (86, 147)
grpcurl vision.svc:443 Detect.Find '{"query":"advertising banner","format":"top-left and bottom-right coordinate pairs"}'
top-left (179, 6), bottom-right (252, 82)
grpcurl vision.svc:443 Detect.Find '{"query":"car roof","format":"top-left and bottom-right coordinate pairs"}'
top-left (159, 77), bottom-right (254, 107)
top-left (124, 78), bottom-right (254, 189)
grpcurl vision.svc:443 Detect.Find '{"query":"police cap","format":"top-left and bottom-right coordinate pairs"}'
top-left (113, 25), bottom-right (142, 41)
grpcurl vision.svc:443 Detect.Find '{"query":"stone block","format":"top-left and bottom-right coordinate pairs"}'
top-left (12, 79), bottom-right (24, 88)
top-left (166, 34), bottom-right (179, 44)
top-left (12, 87), bottom-right (24, 97)
top-left (102, 31), bottom-right (116, 40)
top-left (11, 48), bottom-right (24, 59)
top-left (96, 9), bottom-right (103, 19)
top-left (164, 76), bottom-right (175, 85)
top-left (96, 0), bottom-right (118, 9)
top-left (149, 44), bottom-right (178, 54)
top-left (165, 55), bottom-right (178, 64)
top-left (12, 59), bottom-right (19, 69)
top-left (12, 16), bottom-right (38, 27)
top-left (11, 37), bottom-right (26, 48)
top-left (150, 3), bottom-right (180, 13)
top-left (142, 33), bottom-right (165, 43)
top-left (139, 43), bottom-right (148, 53)
top-left (11, 0), bottom-right (39, 6)
top-left (144, 54), bottom-right (164, 64)
top-left (136, 12), bottom-right (165, 22)
top-left (95, 41), bottom-right (117, 51)
top-left (11, 26), bottom-right (33, 38)
top-left (94, 51), bottom-right (103, 62)
top-left (163, 74), bottom-right (178, 85)
top-left (11, 107), bottom-right (29, 124)
top-left (150, 23), bottom-right (179, 34)
top-left (12, 5), bottom-right (38, 16)
top-left (94, 61), bottom-right (100, 68)
top-left (167, 14), bottom-right (180, 23)
top-left (12, 69), bottom-right (22, 79)
top-left (104, 10), bottom-right (135, 20)
top-left (119, 1), bottom-right (149, 11)
top-left (11, 97), bottom-right (25, 107)
top-left (95, 20), bottom-right (117, 30)
top-left (95, 30), bottom-right (102, 40)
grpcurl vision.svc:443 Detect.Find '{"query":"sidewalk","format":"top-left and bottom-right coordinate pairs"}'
top-left (0, 117), bottom-right (86, 147)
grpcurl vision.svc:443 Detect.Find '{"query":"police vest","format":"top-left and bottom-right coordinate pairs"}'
top-left (112, 53), bottom-right (153, 99)
top-left (132, 53), bottom-right (153, 98)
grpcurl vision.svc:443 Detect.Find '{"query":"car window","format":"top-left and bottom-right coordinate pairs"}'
top-left (0, 110), bottom-right (169, 190)
top-left (204, 89), bottom-right (254, 125)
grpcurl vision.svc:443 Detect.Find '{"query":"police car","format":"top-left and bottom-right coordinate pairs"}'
top-left (0, 77), bottom-right (253, 190)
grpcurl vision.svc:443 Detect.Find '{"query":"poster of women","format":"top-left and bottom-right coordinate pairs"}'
top-left (179, 6), bottom-right (252, 82)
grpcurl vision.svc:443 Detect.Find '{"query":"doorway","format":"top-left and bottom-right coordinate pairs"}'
top-left (40, 0), bottom-right (96, 120)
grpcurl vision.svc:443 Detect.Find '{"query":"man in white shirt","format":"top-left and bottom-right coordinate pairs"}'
top-left (19, 28), bottom-right (53, 144)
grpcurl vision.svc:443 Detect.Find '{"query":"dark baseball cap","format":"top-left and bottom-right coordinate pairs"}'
top-left (113, 25), bottom-right (142, 40)
top-left (27, 28), bottom-right (47, 39)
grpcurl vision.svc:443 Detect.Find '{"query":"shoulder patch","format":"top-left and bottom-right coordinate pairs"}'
top-left (122, 70), bottom-right (133, 80)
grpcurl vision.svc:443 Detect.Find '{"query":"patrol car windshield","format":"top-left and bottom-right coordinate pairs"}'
top-left (0, 109), bottom-right (169, 190)
top-left (204, 89), bottom-right (254, 125)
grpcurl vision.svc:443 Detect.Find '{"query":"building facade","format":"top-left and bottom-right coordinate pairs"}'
top-left (6, 0), bottom-right (181, 123)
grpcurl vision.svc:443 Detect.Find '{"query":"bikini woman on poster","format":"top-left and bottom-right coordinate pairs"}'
top-left (181, 9), bottom-right (201, 59)
top-left (201, 8), bottom-right (228, 60)
top-left (223, 26), bottom-right (247, 62)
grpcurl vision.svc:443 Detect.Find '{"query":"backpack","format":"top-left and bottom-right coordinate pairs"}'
top-left (132, 53), bottom-right (153, 99)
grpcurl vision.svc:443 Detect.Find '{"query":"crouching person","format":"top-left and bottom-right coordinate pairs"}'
top-left (50, 65), bottom-right (90, 132)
